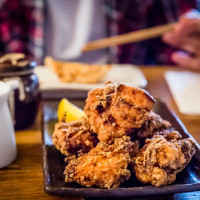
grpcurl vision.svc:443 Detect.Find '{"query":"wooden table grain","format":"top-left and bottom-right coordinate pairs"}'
top-left (0, 67), bottom-right (200, 200)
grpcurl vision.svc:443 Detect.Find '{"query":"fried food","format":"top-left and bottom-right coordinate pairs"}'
top-left (153, 130), bottom-right (182, 141)
top-left (84, 82), bottom-right (155, 143)
top-left (44, 56), bottom-right (112, 84)
top-left (133, 132), bottom-right (195, 186)
top-left (137, 111), bottom-right (171, 138)
top-left (64, 136), bottom-right (139, 188)
top-left (52, 82), bottom-right (196, 189)
top-left (52, 118), bottom-right (98, 161)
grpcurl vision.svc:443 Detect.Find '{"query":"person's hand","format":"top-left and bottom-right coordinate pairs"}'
top-left (162, 9), bottom-right (200, 71)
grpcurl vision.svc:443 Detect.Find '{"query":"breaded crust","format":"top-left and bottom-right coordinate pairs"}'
top-left (84, 82), bottom-right (155, 143)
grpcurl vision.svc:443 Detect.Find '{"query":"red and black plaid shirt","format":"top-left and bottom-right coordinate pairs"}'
top-left (0, 0), bottom-right (44, 63)
top-left (0, 0), bottom-right (197, 65)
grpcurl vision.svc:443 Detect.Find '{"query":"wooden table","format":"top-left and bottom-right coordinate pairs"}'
top-left (0, 67), bottom-right (200, 200)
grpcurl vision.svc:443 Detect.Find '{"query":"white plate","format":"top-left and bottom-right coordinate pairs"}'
top-left (35, 64), bottom-right (147, 91)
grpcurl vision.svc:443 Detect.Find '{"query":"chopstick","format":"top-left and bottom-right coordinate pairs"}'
top-left (82, 22), bottom-right (176, 52)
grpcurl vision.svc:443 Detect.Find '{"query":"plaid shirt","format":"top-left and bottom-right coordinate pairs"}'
top-left (0, 0), bottom-right (44, 63)
top-left (105, 0), bottom-right (197, 65)
top-left (0, 0), bottom-right (197, 65)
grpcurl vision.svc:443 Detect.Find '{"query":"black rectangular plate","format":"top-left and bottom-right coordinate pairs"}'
top-left (42, 100), bottom-right (200, 198)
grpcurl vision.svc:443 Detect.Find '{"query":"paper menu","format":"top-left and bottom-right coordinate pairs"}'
top-left (165, 71), bottom-right (200, 115)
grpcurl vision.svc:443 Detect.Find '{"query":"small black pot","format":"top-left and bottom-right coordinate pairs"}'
top-left (0, 54), bottom-right (40, 130)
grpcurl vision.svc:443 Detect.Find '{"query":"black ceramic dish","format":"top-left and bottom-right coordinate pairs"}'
top-left (42, 100), bottom-right (200, 198)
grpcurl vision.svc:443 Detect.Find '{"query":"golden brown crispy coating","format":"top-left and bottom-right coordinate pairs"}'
top-left (137, 112), bottom-right (171, 138)
top-left (52, 82), bottom-right (196, 189)
top-left (64, 136), bottom-right (139, 188)
top-left (133, 133), bottom-right (195, 186)
top-left (153, 130), bottom-right (182, 141)
top-left (44, 56), bottom-right (112, 84)
top-left (52, 118), bottom-right (98, 161)
top-left (84, 82), bottom-right (155, 143)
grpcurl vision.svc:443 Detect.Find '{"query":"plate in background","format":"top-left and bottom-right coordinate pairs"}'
top-left (42, 100), bottom-right (200, 198)
top-left (35, 64), bottom-right (147, 99)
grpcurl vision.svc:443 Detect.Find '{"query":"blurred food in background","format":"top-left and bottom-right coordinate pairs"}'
top-left (44, 56), bottom-right (112, 84)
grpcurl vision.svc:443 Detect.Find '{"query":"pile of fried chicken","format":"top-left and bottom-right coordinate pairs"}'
top-left (52, 82), bottom-right (195, 189)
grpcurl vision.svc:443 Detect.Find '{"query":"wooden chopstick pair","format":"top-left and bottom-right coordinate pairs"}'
top-left (82, 22), bottom-right (176, 52)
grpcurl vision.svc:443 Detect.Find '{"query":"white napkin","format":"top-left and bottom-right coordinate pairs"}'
top-left (165, 71), bottom-right (200, 115)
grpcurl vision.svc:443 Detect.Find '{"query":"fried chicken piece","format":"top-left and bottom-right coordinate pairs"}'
top-left (137, 112), bottom-right (171, 138)
top-left (133, 133), bottom-right (195, 186)
top-left (44, 56), bottom-right (112, 84)
top-left (64, 136), bottom-right (139, 188)
top-left (52, 118), bottom-right (98, 161)
top-left (84, 82), bottom-right (155, 143)
top-left (153, 130), bottom-right (182, 141)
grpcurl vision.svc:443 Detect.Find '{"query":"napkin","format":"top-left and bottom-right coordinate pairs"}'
top-left (165, 71), bottom-right (200, 115)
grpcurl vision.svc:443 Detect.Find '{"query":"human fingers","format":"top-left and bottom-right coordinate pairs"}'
top-left (162, 31), bottom-right (180, 47)
top-left (176, 9), bottom-right (200, 35)
top-left (163, 32), bottom-right (200, 54)
top-left (171, 51), bottom-right (200, 71)
top-left (179, 9), bottom-right (200, 21)
top-left (162, 10), bottom-right (200, 45)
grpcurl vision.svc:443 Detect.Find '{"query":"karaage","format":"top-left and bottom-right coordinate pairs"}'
top-left (52, 117), bottom-right (98, 161)
top-left (133, 132), bottom-right (195, 186)
top-left (52, 82), bottom-right (196, 189)
top-left (84, 82), bottom-right (155, 143)
top-left (137, 111), bottom-right (171, 138)
top-left (64, 136), bottom-right (139, 188)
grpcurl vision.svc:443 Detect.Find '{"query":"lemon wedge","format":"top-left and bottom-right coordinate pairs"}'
top-left (57, 98), bottom-right (85, 122)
